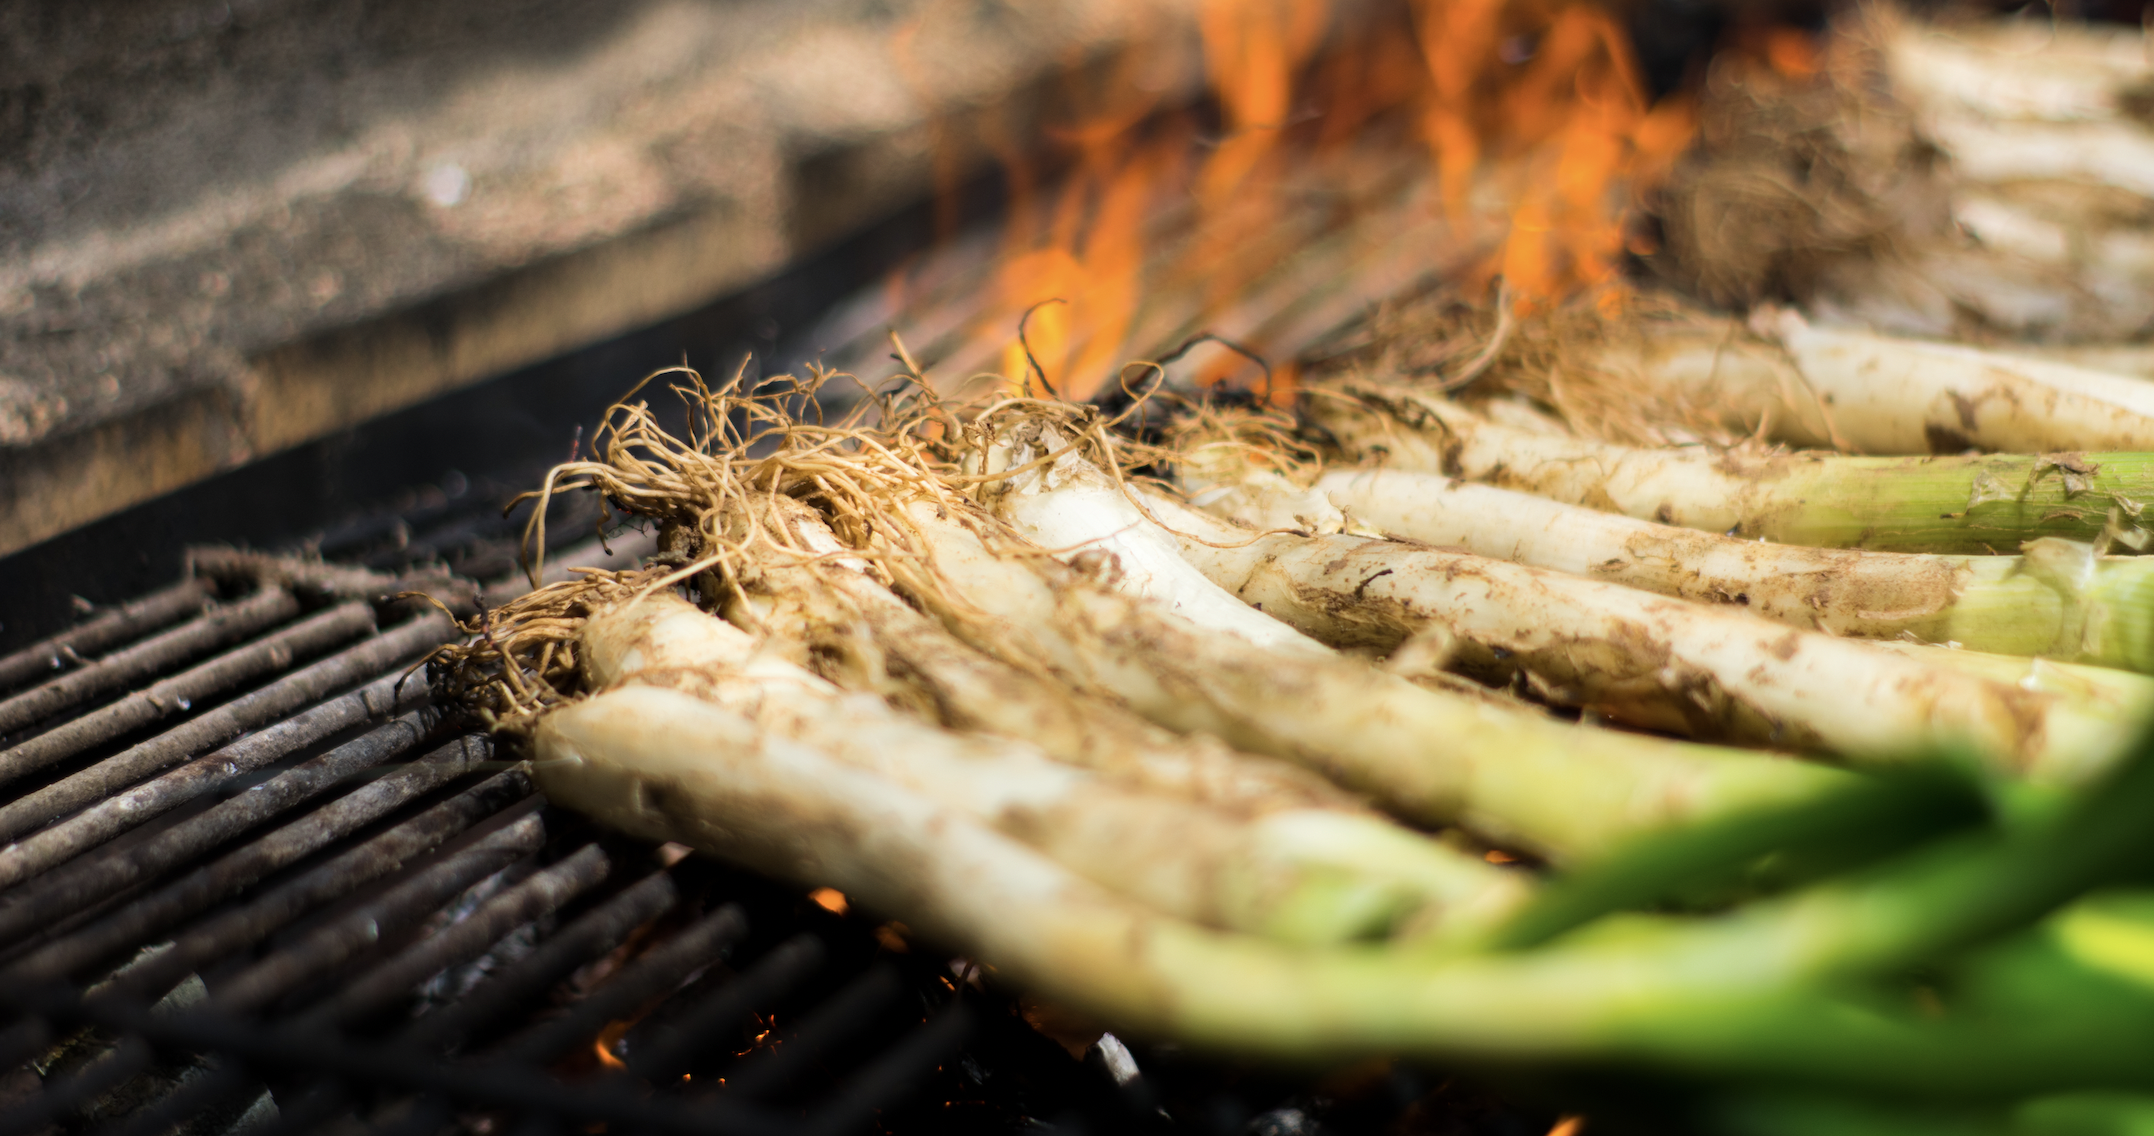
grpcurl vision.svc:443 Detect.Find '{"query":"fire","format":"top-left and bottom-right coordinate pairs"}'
top-left (1413, 0), bottom-right (1696, 307)
top-left (889, 0), bottom-right (1696, 402)
top-left (809, 886), bottom-right (849, 914)
top-left (592, 1020), bottom-right (630, 1071)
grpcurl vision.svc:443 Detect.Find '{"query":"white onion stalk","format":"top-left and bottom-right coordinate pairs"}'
top-left (574, 589), bottom-right (1524, 945)
top-left (534, 684), bottom-right (2140, 1079)
top-left (1885, 19), bottom-right (2154, 198)
top-left (911, 420), bottom-right (1851, 859)
top-left (1205, 456), bottom-right (2154, 718)
top-left (1924, 115), bottom-right (2154, 202)
top-left (1300, 465), bottom-right (2154, 674)
top-left (723, 521), bottom-right (1364, 819)
top-left (1136, 478), bottom-right (2148, 785)
top-left (1591, 308), bottom-right (2154, 454)
top-left (1317, 380), bottom-right (2154, 554)
top-left (961, 419), bottom-right (1326, 656)
top-left (1881, 17), bottom-right (2152, 126)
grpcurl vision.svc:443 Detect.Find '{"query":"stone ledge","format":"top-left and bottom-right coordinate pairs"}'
top-left (0, 0), bottom-right (1203, 558)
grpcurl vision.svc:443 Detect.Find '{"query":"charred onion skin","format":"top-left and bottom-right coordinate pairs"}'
top-left (1139, 481), bottom-right (2149, 784)
top-left (569, 590), bottom-right (1526, 945)
top-left (1593, 310), bottom-right (2154, 455)
top-left (937, 414), bottom-right (1852, 858)
top-left (732, 539), bottom-right (1364, 819)
top-left (1318, 380), bottom-right (2154, 555)
top-left (1300, 465), bottom-right (2154, 674)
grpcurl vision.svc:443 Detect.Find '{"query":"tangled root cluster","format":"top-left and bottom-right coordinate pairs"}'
top-left (430, 364), bottom-right (981, 727)
top-left (1643, 9), bottom-right (1953, 313)
top-left (514, 366), bottom-right (971, 597)
top-left (428, 357), bottom-right (1246, 727)
top-left (428, 568), bottom-right (669, 725)
top-left (1305, 286), bottom-right (1752, 448)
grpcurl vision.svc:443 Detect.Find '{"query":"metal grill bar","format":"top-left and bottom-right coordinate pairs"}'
top-left (482, 529), bottom-right (660, 608)
top-left (0, 1036), bottom-right (157, 1136)
top-left (0, 580), bottom-right (214, 693)
top-left (308, 841), bottom-right (612, 1029)
top-left (246, 1078), bottom-right (365, 1136)
top-left (362, 1095), bottom-right (457, 1136)
top-left (406, 867), bottom-right (681, 1055)
top-left (99, 851), bottom-right (666, 1136)
top-left (0, 709), bottom-right (434, 946)
top-left (797, 1009), bottom-right (975, 1136)
top-left (6, 750), bottom-right (514, 990)
top-left (0, 611), bottom-right (450, 844)
top-left (244, 844), bottom-right (621, 1135)
top-left (500, 909), bottom-right (763, 1067)
top-left (204, 810), bottom-right (549, 1015)
top-left (96, 1059), bottom-right (255, 1136)
top-left (616, 935), bottom-right (826, 1081)
top-left (0, 981), bottom-right (794, 1136)
top-left (0, 602), bottom-right (380, 791)
top-left (317, 496), bottom-right (473, 563)
top-left (365, 514), bottom-right (512, 573)
top-left (0, 587), bottom-right (301, 736)
top-left (243, 870), bottom-right (709, 1136)
top-left (722, 968), bottom-right (904, 1102)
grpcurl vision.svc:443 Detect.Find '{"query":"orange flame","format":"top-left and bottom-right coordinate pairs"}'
top-left (898, 0), bottom-right (1695, 402)
top-left (1410, 0), bottom-right (1696, 308)
top-left (593, 1020), bottom-right (630, 1070)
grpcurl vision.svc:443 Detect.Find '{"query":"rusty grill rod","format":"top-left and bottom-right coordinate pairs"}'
top-left (609, 934), bottom-right (828, 1083)
top-left (0, 610), bottom-right (451, 845)
top-left (798, 1009), bottom-right (976, 1136)
top-left (482, 528), bottom-right (659, 608)
top-left (24, 807), bottom-right (551, 1128)
top-left (366, 512), bottom-right (517, 573)
top-left (102, 873), bottom-right (690, 1136)
top-left (0, 579), bottom-right (213, 693)
top-left (3, 747), bottom-right (515, 992)
top-left (309, 841), bottom-right (612, 1030)
top-left (0, 707), bottom-right (435, 948)
top-left (201, 809), bottom-right (550, 1015)
top-left (0, 1035), bottom-right (156, 1136)
top-left (0, 586), bottom-right (300, 736)
top-left (0, 676), bottom-right (430, 899)
top-left (721, 967), bottom-right (906, 1101)
top-left (497, 911), bottom-right (775, 1068)
top-left (5, 870), bottom-right (774, 1136)
top-left (98, 1058), bottom-right (256, 1136)
top-left (0, 601), bottom-right (381, 792)
top-left (0, 977), bottom-right (801, 1136)
top-left (409, 866), bottom-right (683, 1055)
top-left (252, 843), bottom-right (620, 1132)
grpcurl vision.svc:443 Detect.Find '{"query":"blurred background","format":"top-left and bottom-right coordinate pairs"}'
top-left (0, 0), bottom-right (1784, 648)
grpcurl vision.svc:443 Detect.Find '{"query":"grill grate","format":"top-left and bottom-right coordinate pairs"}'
top-left (0, 474), bottom-right (1555, 1136)
top-left (0, 492), bottom-right (1189, 1136)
